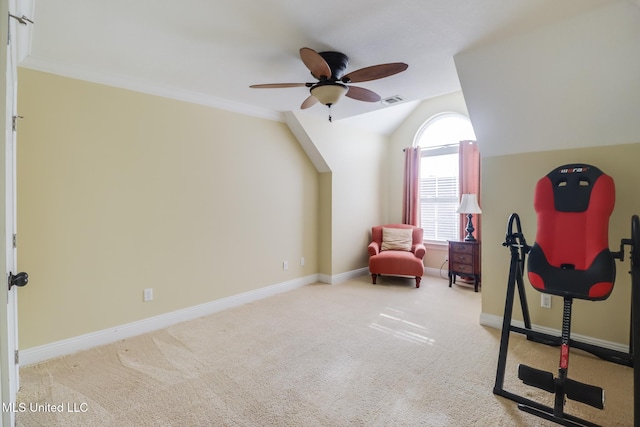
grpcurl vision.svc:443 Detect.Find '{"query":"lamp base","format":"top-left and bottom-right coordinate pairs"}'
top-left (464, 213), bottom-right (476, 242)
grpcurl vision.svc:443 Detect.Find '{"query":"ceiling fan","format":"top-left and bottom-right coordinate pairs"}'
top-left (250, 47), bottom-right (408, 121)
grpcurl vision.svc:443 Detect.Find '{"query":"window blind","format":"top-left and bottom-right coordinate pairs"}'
top-left (420, 175), bottom-right (459, 241)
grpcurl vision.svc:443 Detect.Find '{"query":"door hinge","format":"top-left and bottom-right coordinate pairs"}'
top-left (9, 14), bottom-right (33, 26)
top-left (12, 234), bottom-right (16, 249)
top-left (14, 350), bottom-right (19, 365)
top-left (12, 115), bottom-right (23, 132)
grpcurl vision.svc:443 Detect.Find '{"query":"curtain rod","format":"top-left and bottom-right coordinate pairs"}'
top-left (403, 142), bottom-right (460, 152)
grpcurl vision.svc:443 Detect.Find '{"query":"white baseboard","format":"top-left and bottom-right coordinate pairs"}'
top-left (335, 267), bottom-right (445, 282)
top-left (424, 266), bottom-right (447, 278)
top-left (20, 274), bottom-right (320, 366)
top-left (323, 267), bottom-right (369, 285)
top-left (327, 267), bottom-right (440, 284)
top-left (479, 312), bottom-right (629, 353)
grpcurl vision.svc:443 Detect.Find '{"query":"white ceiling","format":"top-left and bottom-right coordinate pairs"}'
top-left (18, 0), bottom-right (614, 134)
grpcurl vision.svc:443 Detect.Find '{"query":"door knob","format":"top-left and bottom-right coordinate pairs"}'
top-left (8, 272), bottom-right (28, 290)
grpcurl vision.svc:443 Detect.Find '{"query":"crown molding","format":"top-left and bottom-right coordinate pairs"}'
top-left (18, 56), bottom-right (284, 123)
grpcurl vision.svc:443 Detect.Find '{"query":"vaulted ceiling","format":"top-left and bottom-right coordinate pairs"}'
top-left (17, 0), bottom-right (614, 134)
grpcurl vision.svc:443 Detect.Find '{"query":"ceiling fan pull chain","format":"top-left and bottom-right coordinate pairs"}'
top-left (328, 104), bottom-right (332, 123)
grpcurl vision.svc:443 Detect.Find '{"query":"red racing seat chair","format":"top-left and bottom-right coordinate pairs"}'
top-left (528, 164), bottom-right (616, 301)
top-left (493, 163), bottom-right (640, 427)
top-left (521, 165), bottom-right (616, 424)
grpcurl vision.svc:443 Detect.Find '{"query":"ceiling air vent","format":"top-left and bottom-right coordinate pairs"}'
top-left (381, 95), bottom-right (404, 106)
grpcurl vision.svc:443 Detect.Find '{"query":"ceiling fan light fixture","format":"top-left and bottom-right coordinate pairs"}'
top-left (249, 47), bottom-right (409, 122)
top-left (310, 83), bottom-right (348, 106)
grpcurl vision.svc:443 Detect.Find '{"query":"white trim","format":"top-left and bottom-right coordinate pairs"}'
top-left (317, 273), bottom-right (332, 284)
top-left (479, 312), bottom-right (629, 354)
top-left (20, 274), bottom-right (319, 366)
top-left (320, 267), bottom-right (370, 285)
top-left (424, 266), bottom-right (443, 277)
top-left (18, 56), bottom-right (284, 123)
top-left (424, 241), bottom-right (448, 250)
top-left (353, 267), bottom-right (444, 282)
top-left (412, 112), bottom-right (474, 148)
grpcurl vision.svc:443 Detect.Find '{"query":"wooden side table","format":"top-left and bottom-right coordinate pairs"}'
top-left (448, 240), bottom-right (481, 292)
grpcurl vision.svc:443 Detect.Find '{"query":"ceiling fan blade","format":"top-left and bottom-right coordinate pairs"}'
top-left (345, 86), bottom-right (381, 102)
top-left (342, 63), bottom-right (408, 83)
top-left (300, 47), bottom-right (332, 80)
top-left (301, 95), bottom-right (318, 109)
top-left (250, 83), bottom-right (308, 88)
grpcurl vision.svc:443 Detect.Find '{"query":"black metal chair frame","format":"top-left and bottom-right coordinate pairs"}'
top-left (493, 213), bottom-right (640, 427)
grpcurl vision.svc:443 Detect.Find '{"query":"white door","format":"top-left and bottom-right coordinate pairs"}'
top-left (1, 0), bottom-right (26, 425)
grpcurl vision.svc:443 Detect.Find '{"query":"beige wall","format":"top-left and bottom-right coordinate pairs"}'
top-left (290, 111), bottom-right (389, 276)
top-left (317, 172), bottom-right (332, 276)
top-left (482, 143), bottom-right (640, 344)
top-left (17, 69), bottom-right (320, 348)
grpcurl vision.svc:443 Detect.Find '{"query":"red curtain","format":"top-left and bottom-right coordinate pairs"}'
top-left (402, 147), bottom-right (421, 226)
top-left (459, 141), bottom-right (481, 241)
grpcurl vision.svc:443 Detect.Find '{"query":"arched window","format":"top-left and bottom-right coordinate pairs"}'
top-left (414, 113), bottom-right (476, 242)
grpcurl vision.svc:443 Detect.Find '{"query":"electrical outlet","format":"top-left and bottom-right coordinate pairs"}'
top-left (283, 261), bottom-right (288, 271)
top-left (541, 294), bottom-right (551, 309)
top-left (143, 288), bottom-right (153, 302)
top-left (300, 257), bottom-right (305, 266)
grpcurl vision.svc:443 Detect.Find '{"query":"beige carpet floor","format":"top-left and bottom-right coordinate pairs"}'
top-left (16, 275), bottom-right (633, 426)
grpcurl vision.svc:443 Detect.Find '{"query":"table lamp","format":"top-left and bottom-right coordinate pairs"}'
top-left (457, 194), bottom-right (482, 241)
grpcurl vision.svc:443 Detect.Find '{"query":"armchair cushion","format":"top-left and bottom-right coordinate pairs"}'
top-left (381, 227), bottom-right (413, 251)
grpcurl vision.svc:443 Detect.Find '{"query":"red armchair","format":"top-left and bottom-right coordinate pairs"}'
top-left (368, 224), bottom-right (426, 288)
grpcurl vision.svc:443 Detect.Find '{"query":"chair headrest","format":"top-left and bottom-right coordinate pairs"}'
top-left (544, 164), bottom-right (604, 213)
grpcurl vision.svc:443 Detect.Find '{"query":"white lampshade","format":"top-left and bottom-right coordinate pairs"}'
top-left (457, 194), bottom-right (482, 214)
top-left (310, 83), bottom-right (348, 106)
